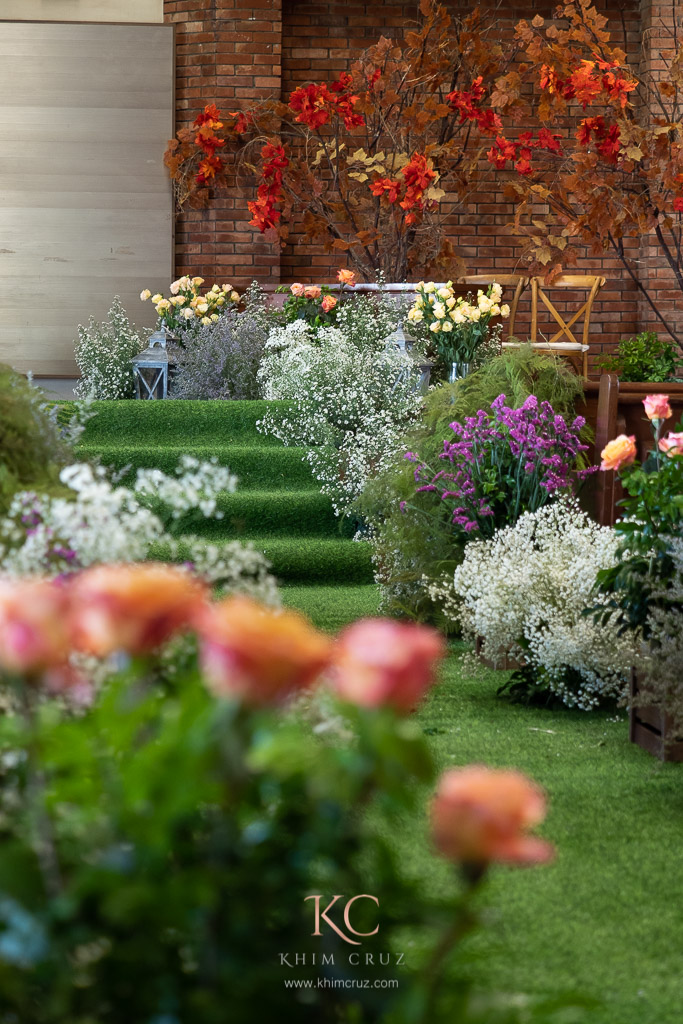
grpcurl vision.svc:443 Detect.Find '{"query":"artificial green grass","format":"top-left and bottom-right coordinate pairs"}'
top-left (64, 398), bottom-right (287, 444)
top-left (417, 655), bottom-right (683, 1024)
top-left (74, 399), bottom-right (368, 585)
top-left (159, 491), bottom-right (351, 540)
top-left (282, 584), bottom-right (381, 631)
top-left (79, 443), bottom-right (316, 490)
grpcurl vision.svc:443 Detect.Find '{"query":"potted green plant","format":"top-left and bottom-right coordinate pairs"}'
top-left (596, 395), bottom-right (683, 760)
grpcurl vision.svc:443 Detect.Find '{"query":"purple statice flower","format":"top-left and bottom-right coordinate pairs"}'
top-left (409, 394), bottom-right (591, 539)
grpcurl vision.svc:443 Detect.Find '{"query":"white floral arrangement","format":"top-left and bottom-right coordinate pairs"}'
top-left (0, 457), bottom-right (278, 606)
top-left (407, 281), bottom-right (510, 367)
top-left (140, 276), bottom-right (241, 332)
top-left (441, 500), bottom-right (636, 709)
top-left (257, 320), bottom-right (423, 515)
top-left (74, 297), bottom-right (145, 400)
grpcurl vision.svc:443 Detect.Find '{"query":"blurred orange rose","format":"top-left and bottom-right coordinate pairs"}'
top-left (659, 430), bottom-right (683, 456)
top-left (643, 394), bottom-right (672, 421)
top-left (197, 596), bottom-right (332, 704)
top-left (321, 294), bottom-right (337, 313)
top-left (0, 579), bottom-right (71, 675)
top-left (600, 434), bottom-right (637, 471)
top-left (304, 285), bottom-right (321, 299)
top-left (331, 619), bottom-right (445, 712)
top-left (290, 283), bottom-right (305, 297)
top-left (70, 564), bottom-right (206, 657)
top-left (431, 766), bottom-right (554, 867)
top-left (337, 269), bottom-right (356, 286)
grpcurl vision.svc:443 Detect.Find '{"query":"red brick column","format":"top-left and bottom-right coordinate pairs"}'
top-left (164, 0), bottom-right (282, 287)
top-left (636, 0), bottom-right (682, 345)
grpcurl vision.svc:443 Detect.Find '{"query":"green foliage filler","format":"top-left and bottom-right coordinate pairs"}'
top-left (596, 331), bottom-right (682, 382)
top-left (358, 347), bottom-right (589, 623)
top-left (0, 364), bottom-right (68, 512)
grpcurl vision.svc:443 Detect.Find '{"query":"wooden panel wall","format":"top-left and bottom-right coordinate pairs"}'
top-left (0, 21), bottom-right (173, 375)
top-left (0, 1), bottom-right (163, 24)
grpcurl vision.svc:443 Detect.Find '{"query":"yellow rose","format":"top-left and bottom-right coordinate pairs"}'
top-left (231, 291), bottom-right (240, 302)
top-left (170, 281), bottom-right (181, 295)
top-left (222, 283), bottom-right (232, 293)
top-left (500, 304), bottom-right (511, 318)
top-left (211, 313), bottom-right (219, 322)
top-left (429, 322), bottom-right (441, 333)
top-left (216, 297), bottom-right (226, 307)
top-left (193, 276), bottom-right (204, 286)
top-left (201, 316), bottom-right (211, 325)
top-left (197, 302), bottom-right (209, 314)
top-left (441, 320), bottom-right (453, 332)
top-left (151, 293), bottom-right (163, 304)
top-left (182, 307), bottom-right (194, 320)
top-left (140, 289), bottom-right (151, 301)
top-left (600, 435), bottom-right (637, 472)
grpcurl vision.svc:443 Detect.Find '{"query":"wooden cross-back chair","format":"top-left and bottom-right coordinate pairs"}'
top-left (456, 274), bottom-right (527, 340)
top-left (502, 274), bottom-right (606, 379)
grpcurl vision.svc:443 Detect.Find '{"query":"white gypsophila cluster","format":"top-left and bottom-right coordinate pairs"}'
top-left (74, 296), bottom-right (145, 400)
top-left (448, 499), bottom-right (636, 710)
top-left (0, 461), bottom-right (278, 606)
top-left (135, 456), bottom-right (237, 519)
top-left (258, 321), bottom-right (423, 515)
top-left (178, 538), bottom-right (280, 608)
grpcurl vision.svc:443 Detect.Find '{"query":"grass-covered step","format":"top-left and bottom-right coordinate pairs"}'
top-left (282, 584), bottom-right (380, 632)
top-left (61, 399), bottom-right (289, 445)
top-left (154, 535), bottom-right (373, 585)
top-left (257, 537), bottom-right (373, 584)
top-left (166, 491), bottom-right (352, 540)
top-left (79, 443), bottom-right (318, 491)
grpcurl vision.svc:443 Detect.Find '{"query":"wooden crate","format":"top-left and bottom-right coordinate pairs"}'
top-left (629, 670), bottom-right (683, 762)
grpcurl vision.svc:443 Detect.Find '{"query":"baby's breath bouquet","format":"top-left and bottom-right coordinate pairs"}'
top-left (408, 281), bottom-right (509, 378)
top-left (140, 275), bottom-right (240, 335)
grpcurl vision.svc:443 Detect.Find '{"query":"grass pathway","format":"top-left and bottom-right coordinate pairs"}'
top-left (76, 399), bottom-right (683, 1024)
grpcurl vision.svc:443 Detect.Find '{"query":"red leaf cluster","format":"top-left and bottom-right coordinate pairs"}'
top-left (288, 72), bottom-right (364, 131)
top-left (247, 142), bottom-right (289, 232)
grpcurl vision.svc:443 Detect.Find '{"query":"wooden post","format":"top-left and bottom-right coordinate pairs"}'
top-left (594, 373), bottom-right (620, 526)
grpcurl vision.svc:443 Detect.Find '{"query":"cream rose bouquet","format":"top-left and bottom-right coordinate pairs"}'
top-left (408, 281), bottom-right (509, 377)
top-left (140, 276), bottom-right (240, 337)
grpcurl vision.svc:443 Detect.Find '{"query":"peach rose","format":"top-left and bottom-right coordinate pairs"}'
top-left (659, 430), bottom-right (683, 456)
top-left (643, 394), bottom-right (673, 422)
top-left (304, 285), bottom-right (321, 299)
top-left (70, 564), bottom-right (206, 657)
top-left (337, 269), bottom-right (356, 286)
top-left (290, 283), bottom-right (305, 297)
top-left (600, 434), bottom-right (637, 472)
top-left (321, 294), bottom-right (337, 313)
top-left (431, 766), bottom-right (554, 867)
top-left (0, 579), bottom-right (71, 675)
top-left (331, 619), bottom-right (445, 712)
top-left (197, 596), bottom-right (332, 705)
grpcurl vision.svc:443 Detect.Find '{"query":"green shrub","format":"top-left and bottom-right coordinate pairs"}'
top-left (0, 364), bottom-right (70, 512)
top-left (358, 346), bottom-right (589, 624)
top-left (596, 331), bottom-right (682, 382)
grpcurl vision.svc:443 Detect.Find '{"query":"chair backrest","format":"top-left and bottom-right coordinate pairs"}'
top-left (529, 274), bottom-right (605, 347)
top-left (457, 274), bottom-right (528, 339)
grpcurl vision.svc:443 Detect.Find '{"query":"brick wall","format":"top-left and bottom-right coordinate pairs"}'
top-left (164, 0), bottom-right (676, 362)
